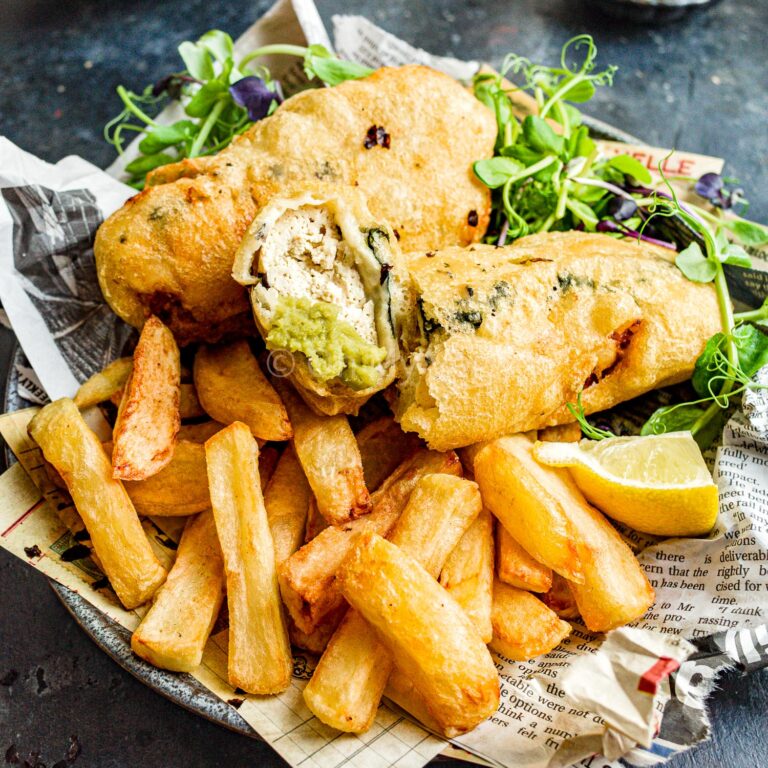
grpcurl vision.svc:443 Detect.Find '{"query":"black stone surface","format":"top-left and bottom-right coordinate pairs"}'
top-left (0, 1), bottom-right (766, 767)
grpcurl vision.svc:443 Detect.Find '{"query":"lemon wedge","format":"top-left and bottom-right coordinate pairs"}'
top-left (532, 432), bottom-right (719, 537)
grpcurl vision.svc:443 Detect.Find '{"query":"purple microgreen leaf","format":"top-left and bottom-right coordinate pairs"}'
top-left (229, 76), bottom-right (282, 122)
top-left (152, 74), bottom-right (200, 99)
top-left (694, 172), bottom-right (723, 201)
top-left (596, 219), bottom-right (620, 233)
top-left (606, 195), bottom-right (638, 221)
top-left (597, 218), bottom-right (676, 250)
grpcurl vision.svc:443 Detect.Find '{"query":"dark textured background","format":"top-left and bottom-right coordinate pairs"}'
top-left (1, 1), bottom-right (766, 766)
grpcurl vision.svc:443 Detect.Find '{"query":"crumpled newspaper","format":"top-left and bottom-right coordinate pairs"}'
top-left (0, 2), bottom-right (766, 768)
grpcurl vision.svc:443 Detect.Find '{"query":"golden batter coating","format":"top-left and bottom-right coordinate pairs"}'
top-left (391, 232), bottom-right (721, 450)
top-left (94, 65), bottom-right (496, 344)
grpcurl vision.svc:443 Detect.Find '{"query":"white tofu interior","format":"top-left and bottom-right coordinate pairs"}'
top-left (257, 206), bottom-right (377, 344)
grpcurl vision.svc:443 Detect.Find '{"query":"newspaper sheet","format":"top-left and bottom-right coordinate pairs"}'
top-left (0, 2), bottom-right (767, 768)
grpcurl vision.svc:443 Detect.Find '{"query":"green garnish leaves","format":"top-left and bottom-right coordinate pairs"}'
top-left (641, 402), bottom-right (726, 450)
top-left (124, 152), bottom-right (178, 176)
top-left (606, 154), bottom-right (652, 185)
top-left (473, 157), bottom-right (525, 188)
top-left (691, 334), bottom-right (726, 397)
top-left (565, 198), bottom-right (598, 230)
top-left (693, 325), bottom-right (768, 398)
top-left (676, 242), bottom-right (717, 283)
top-left (471, 36), bottom-right (626, 242)
top-left (178, 40), bottom-right (215, 80)
top-left (720, 243), bottom-right (752, 268)
top-left (522, 116), bottom-right (564, 156)
top-left (303, 44), bottom-right (374, 86)
top-left (198, 30), bottom-right (234, 63)
top-left (641, 403), bottom-right (705, 436)
top-left (107, 34), bottom-right (372, 188)
top-left (727, 219), bottom-right (768, 246)
top-left (566, 392), bottom-right (616, 441)
top-left (137, 121), bottom-right (197, 154)
top-left (638, 165), bottom-right (768, 449)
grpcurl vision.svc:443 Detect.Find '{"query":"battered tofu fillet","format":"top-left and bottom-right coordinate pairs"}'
top-left (94, 65), bottom-right (497, 344)
top-left (233, 190), bottom-right (401, 415)
top-left (389, 232), bottom-right (721, 450)
top-left (257, 207), bottom-right (377, 346)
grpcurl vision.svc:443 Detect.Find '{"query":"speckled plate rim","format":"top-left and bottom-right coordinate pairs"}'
top-left (0, 117), bottom-right (640, 747)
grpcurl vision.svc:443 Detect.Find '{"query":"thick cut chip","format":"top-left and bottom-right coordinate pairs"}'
top-left (264, 446), bottom-right (311, 566)
top-left (439, 507), bottom-right (494, 643)
top-left (356, 416), bottom-right (422, 492)
top-left (274, 378), bottom-right (370, 526)
top-left (490, 580), bottom-right (572, 662)
top-left (338, 532), bottom-right (499, 738)
top-left (472, 434), bottom-right (583, 582)
top-left (205, 422), bottom-right (292, 693)
top-left (115, 440), bottom-right (209, 516)
top-left (28, 398), bottom-right (167, 608)
top-left (131, 510), bottom-right (225, 671)
top-left (303, 475), bottom-right (481, 732)
top-left (73, 357), bottom-right (133, 409)
top-left (279, 448), bottom-right (461, 633)
top-left (304, 496), bottom-right (329, 543)
top-left (496, 521), bottom-right (553, 593)
top-left (177, 421), bottom-right (225, 443)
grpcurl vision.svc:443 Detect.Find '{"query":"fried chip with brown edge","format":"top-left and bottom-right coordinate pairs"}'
top-left (112, 316), bottom-right (180, 481)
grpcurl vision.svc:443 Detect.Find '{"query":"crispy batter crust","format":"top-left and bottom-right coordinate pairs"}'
top-left (392, 232), bottom-right (721, 450)
top-left (94, 65), bottom-right (496, 344)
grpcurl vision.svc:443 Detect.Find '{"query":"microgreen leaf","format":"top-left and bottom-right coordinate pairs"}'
top-left (198, 30), bottom-right (234, 63)
top-left (607, 154), bottom-right (652, 185)
top-left (641, 402), bottom-right (726, 449)
top-left (185, 80), bottom-right (228, 117)
top-left (641, 402), bottom-right (706, 436)
top-left (727, 219), bottom-right (768, 246)
top-left (138, 120), bottom-right (196, 154)
top-left (125, 152), bottom-right (178, 175)
top-left (692, 334), bottom-right (726, 396)
top-left (560, 78), bottom-right (596, 103)
top-left (473, 157), bottom-right (525, 188)
top-left (675, 242), bottom-right (717, 283)
top-left (178, 41), bottom-right (214, 81)
top-left (566, 198), bottom-right (598, 229)
top-left (502, 144), bottom-right (544, 165)
top-left (303, 44), bottom-right (373, 86)
top-left (571, 126), bottom-right (595, 158)
top-left (734, 324), bottom-right (768, 378)
top-left (720, 243), bottom-right (752, 268)
top-left (522, 116), bottom-right (565, 156)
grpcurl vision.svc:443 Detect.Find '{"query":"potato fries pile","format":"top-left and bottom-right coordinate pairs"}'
top-left (28, 315), bottom-right (655, 738)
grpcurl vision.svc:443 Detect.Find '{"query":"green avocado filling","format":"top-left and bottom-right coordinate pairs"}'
top-left (266, 296), bottom-right (386, 390)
